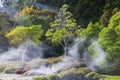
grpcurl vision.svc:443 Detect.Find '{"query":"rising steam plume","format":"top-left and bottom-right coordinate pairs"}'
top-left (0, 0), bottom-right (108, 77)
top-left (0, 37), bottom-right (108, 75)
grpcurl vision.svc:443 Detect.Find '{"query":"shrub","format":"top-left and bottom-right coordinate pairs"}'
top-left (85, 72), bottom-right (96, 79)
top-left (76, 67), bottom-right (92, 75)
top-left (59, 67), bottom-right (76, 77)
top-left (33, 76), bottom-right (49, 80)
top-left (6, 25), bottom-right (43, 46)
top-left (0, 66), bottom-right (6, 72)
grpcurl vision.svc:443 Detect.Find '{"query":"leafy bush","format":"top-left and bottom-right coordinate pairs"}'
top-left (76, 67), bottom-right (92, 75)
top-left (0, 66), bottom-right (5, 72)
top-left (33, 77), bottom-right (49, 80)
top-left (33, 75), bottom-right (58, 80)
top-left (21, 6), bottom-right (34, 16)
top-left (6, 25), bottom-right (43, 46)
top-left (59, 68), bottom-right (76, 77)
top-left (85, 72), bottom-right (96, 79)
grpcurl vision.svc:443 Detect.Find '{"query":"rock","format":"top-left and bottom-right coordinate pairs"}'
top-left (14, 68), bottom-right (28, 74)
top-left (24, 70), bottom-right (46, 76)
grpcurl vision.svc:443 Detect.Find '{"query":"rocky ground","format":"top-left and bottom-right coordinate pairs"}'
top-left (0, 73), bottom-right (32, 80)
top-left (0, 56), bottom-right (101, 80)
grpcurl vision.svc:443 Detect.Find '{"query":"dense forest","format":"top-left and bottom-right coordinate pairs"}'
top-left (0, 0), bottom-right (120, 80)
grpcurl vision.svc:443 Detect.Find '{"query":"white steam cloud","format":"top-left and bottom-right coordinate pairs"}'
top-left (68, 38), bottom-right (81, 58)
top-left (88, 42), bottom-right (107, 71)
top-left (24, 57), bottom-right (77, 75)
top-left (0, 41), bottom-right (43, 63)
top-left (24, 39), bottom-right (81, 75)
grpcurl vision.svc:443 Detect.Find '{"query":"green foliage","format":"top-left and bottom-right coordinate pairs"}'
top-left (21, 6), bottom-right (34, 16)
top-left (33, 77), bottom-right (49, 80)
top-left (99, 11), bottom-right (111, 27)
top-left (3, 0), bottom-right (120, 27)
top-left (108, 12), bottom-right (120, 29)
top-left (115, 25), bottom-right (120, 35)
top-left (32, 77), bottom-right (41, 80)
top-left (20, 15), bottom-right (52, 33)
top-left (6, 26), bottom-right (29, 46)
top-left (81, 22), bottom-right (102, 39)
top-left (73, 0), bottom-right (104, 26)
top-left (93, 74), bottom-right (103, 80)
top-left (101, 75), bottom-right (120, 80)
top-left (0, 11), bottom-right (16, 33)
top-left (0, 32), bottom-right (8, 47)
top-left (99, 5), bottom-right (119, 27)
top-left (79, 22), bottom-right (103, 52)
top-left (98, 28), bottom-right (117, 49)
top-left (28, 25), bottom-right (43, 44)
top-left (32, 75), bottom-right (58, 80)
top-left (6, 25), bottom-right (43, 46)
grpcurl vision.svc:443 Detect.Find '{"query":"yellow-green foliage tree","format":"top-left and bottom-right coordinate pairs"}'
top-left (46, 4), bottom-right (80, 55)
top-left (6, 25), bottom-right (43, 46)
top-left (89, 12), bottom-right (120, 74)
top-left (21, 6), bottom-right (34, 16)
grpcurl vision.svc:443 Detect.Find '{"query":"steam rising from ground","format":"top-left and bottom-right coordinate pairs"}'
top-left (68, 38), bottom-right (108, 72)
top-left (0, 41), bottom-right (43, 62)
top-left (0, 40), bottom-right (81, 75)
top-left (24, 57), bottom-right (78, 75)
top-left (24, 40), bottom-right (81, 75)
top-left (0, 38), bottom-right (108, 75)
top-left (87, 42), bottom-right (107, 71)
top-left (68, 38), bottom-right (81, 58)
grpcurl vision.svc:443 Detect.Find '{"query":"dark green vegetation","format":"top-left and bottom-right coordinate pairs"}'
top-left (101, 75), bottom-right (120, 80)
top-left (32, 67), bottom-right (101, 80)
top-left (0, 0), bottom-right (120, 79)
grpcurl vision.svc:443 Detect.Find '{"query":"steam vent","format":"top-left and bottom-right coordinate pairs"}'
top-left (0, 0), bottom-right (120, 80)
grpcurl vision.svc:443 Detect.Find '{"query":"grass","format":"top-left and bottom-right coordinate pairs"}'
top-left (41, 56), bottom-right (63, 64)
top-left (100, 75), bottom-right (120, 80)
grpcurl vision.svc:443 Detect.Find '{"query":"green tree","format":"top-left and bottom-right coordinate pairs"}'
top-left (6, 25), bottom-right (43, 46)
top-left (82, 22), bottom-right (102, 39)
top-left (99, 11), bottom-right (111, 27)
top-left (94, 12), bottom-right (120, 73)
top-left (20, 15), bottom-right (52, 32)
top-left (46, 4), bottom-right (80, 55)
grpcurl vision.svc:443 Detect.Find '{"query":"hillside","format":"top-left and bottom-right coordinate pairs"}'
top-left (0, 0), bottom-right (120, 80)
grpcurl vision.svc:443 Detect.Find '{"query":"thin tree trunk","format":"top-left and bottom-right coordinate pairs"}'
top-left (64, 42), bottom-right (68, 56)
top-left (64, 47), bottom-right (67, 55)
top-left (59, 41), bottom-right (68, 56)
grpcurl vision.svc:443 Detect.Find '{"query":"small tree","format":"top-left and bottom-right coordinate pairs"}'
top-left (6, 25), bottom-right (43, 46)
top-left (46, 4), bottom-right (80, 55)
